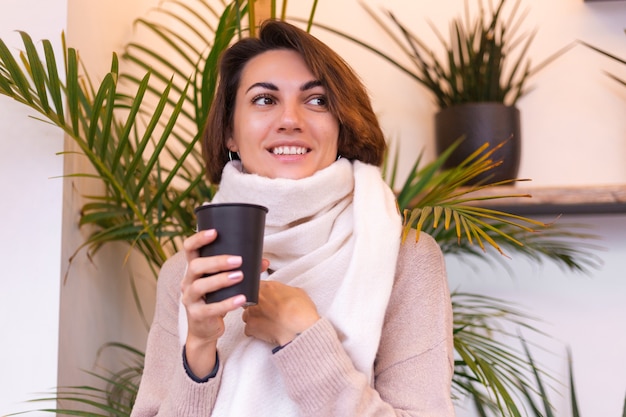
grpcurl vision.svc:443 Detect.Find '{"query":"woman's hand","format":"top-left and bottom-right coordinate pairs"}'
top-left (242, 281), bottom-right (320, 347)
top-left (181, 229), bottom-right (269, 376)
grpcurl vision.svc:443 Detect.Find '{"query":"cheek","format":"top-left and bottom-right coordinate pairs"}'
top-left (237, 113), bottom-right (272, 139)
top-left (325, 122), bottom-right (340, 153)
top-left (230, 114), bottom-right (254, 150)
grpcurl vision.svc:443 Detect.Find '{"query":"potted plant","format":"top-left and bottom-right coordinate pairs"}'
top-left (0, 0), bottom-right (598, 414)
top-left (312, 0), bottom-right (575, 185)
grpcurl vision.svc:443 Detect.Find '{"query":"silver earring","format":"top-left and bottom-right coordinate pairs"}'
top-left (228, 150), bottom-right (235, 162)
top-left (336, 155), bottom-right (342, 161)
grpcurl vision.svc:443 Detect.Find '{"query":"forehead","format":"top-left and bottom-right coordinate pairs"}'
top-left (239, 49), bottom-right (316, 87)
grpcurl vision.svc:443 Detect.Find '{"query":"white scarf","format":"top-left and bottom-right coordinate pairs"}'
top-left (179, 159), bottom-right (401, 416)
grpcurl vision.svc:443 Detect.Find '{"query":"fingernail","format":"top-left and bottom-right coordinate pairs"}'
top-left (228, 271), bottom-right (243, 280)
top-left (233, 294), bottom-right (246, 306)
top-left (204, 229), bottom-right (216, 237)
top-left (227, 256), bottom-right (242, 266)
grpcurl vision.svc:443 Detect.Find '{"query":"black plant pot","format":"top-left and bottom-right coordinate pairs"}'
top-left (435, 102), bottom-right (521, 185)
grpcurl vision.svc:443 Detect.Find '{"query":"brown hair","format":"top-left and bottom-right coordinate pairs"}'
top-left (202, 20), bottom-right (386, 183)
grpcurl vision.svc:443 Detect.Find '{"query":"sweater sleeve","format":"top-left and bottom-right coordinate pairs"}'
top-left (271, 230), bottom-right (455, 417)
top-left (130, 252), bottom-right (223, 417)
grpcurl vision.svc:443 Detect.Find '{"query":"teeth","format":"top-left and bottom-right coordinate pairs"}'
top-left (272, 146), bottom-right (308, 155)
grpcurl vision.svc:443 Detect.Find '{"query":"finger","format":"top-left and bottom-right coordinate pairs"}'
top-left (185, 254), bottom-right (243, 281)
top-left (182, 268), bottom-right (244, 304)
top-left (188, 293), bottom-right (247, 321)
top-left (194, 270), bottom-right (244, 301)
top-left (261, 258), bottom-right (270, 272)
top-left (183, 229), bottom-right (218, 262)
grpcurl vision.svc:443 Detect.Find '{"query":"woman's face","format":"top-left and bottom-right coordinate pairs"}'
top-left (226, 49), bottom-right (340, 180)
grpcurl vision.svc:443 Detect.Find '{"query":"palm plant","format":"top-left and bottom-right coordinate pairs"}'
top-left (308, 0), bottom-right (576, 109)
top-left (0, 0), bottom-right (600, 415)
top-left (381, 0), bottom-right (533, 108)
top-left (307, 0), bottom-right (579, 184)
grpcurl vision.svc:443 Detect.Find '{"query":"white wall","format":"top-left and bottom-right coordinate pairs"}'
top-left (0, 0), bottom-right (66, 414)
top-left (1, 0), bottom-right (625, 415)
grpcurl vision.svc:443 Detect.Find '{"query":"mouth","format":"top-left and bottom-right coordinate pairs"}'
top-left (270, 146), bottom-right (311, 155)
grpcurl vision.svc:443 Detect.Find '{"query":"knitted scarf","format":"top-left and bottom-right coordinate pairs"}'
top-left (180, 159), bottom-right (401, 416)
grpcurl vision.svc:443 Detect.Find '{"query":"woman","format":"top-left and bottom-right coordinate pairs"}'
top-left (132, 20), bottom-right (455, 416)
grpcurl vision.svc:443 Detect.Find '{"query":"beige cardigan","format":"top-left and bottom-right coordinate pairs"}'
top-left (131, 230), bottom-right (455, 416)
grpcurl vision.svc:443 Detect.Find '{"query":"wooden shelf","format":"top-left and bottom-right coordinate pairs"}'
top-left (464, 184), bottom-right (626, 215)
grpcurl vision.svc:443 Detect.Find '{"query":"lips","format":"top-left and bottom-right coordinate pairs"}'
top-left (270, 146), bottom-right (310, 155)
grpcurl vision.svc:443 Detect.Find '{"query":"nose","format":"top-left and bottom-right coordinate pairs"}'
top-left (277, 100), bottom-right (302, 132)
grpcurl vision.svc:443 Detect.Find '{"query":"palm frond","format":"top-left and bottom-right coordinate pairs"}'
top-left (578, 38), bottom-right (626, 87)
top-left (10, 343), bottom-right (143, 416)
top-left (452, 292), bottom-right (553, 417)
top-left (0, 2), bottom-right (254, 277)
top-left (392, 139), bottom-right (601, 274)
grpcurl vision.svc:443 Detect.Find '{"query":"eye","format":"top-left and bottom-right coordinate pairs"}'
top-left (307, 95), bottom-right (328, 108)
top-left (252, 94), bottom-right (275, 106)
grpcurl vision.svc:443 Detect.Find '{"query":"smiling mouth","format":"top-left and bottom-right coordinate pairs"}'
top-left (271, 146), bottom-right (310, 155)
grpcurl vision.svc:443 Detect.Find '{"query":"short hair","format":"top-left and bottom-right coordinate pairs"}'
top-left (202, 19), bottom-right (386, 184)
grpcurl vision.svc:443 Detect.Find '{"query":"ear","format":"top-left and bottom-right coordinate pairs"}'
top-left (226, 137), bottom-right (238, 152)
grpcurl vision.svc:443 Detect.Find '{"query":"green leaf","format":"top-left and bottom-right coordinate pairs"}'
top-left (65, 47), bottom-right (81, 136)
top-left (0, 36), bottom-right (34, 104)
top-left (42, 38), bottom-right (65, 122)
top-left (19, 31), bottom-right (50, 113)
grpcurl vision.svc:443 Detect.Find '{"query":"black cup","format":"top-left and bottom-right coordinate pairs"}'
top-left (194, 203), bottom-right (268, 306)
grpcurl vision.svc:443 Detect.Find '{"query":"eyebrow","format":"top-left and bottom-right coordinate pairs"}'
top-left (245, 80), bottom-right (323, 94)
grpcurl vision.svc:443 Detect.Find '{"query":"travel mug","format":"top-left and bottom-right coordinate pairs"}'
top-left (194, 203), bottom-right (268, 306)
